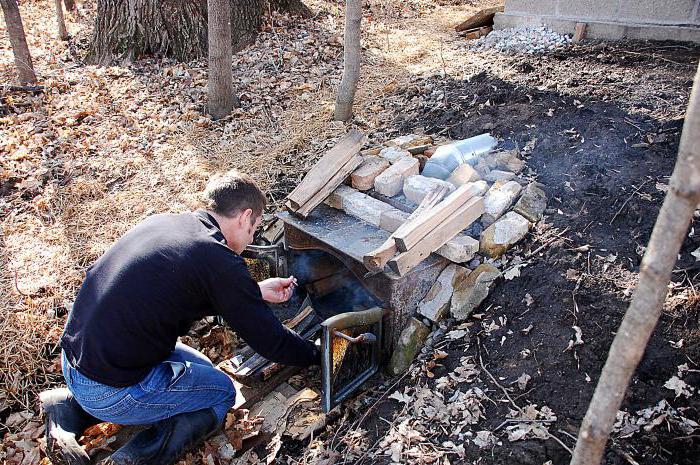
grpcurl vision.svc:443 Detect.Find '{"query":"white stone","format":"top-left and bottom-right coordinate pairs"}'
top-left (483, 170), bottom-right (515, 183)
top-left (450, 264), bottom-right (500, 321)
top-left (402, 175), bottom-right (455, 205)
top-left (482, 181), bottom-right (522, 225)
top-left (374, 157), bottom-right (420, 197)
top-left (379, 208), bottom-right (410, 233)
top-left (379, 147), bottom-right (412, 164)
top-left (447, 164), bottom-right (481, 186)
top-left (479, 211), bottom-right (530, 258)
top-left (323, 185), bottom-right (357, 210)
top-left (343, 191), bottom-right (394, 227)
top-left (386, 134), bottom-right (418, 147)
top-left (436, 234), bottom-right (480, 263)
top-left (418, 264), bottom-right (469, 322)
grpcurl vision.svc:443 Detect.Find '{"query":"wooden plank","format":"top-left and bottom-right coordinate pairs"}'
top-left (232, 366), bottom-right (302, 409)
top-left (292, 153), bottom-right (364, 218)
top-left (393, 182), bottom-right (484, 252)
top-left (573, 22), bottom-right (587, 43)
top-left (388, 196), bottom-right (484, 276)
top-left (455, 6), bottom-right (503, 32)
top-left (362, 186), bottom-right (448, 272)
top-left (287, 130), bottom-right (366, 209)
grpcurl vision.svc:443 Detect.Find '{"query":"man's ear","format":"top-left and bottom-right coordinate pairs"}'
top-left (239, 208), bottom-right (253, 227)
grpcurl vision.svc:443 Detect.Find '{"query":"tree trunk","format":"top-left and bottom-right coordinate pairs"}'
top-left (207, 0), bottom-right (234, 119)
top-left (269, 0), bottom-right (313, 18)
top-left (88, 0), bottom-right (309, 64)
top-left (54, 0), bottom-right (69, 40)
top-left (570, 61), bottom-right (700, 465)
top-left (63, 0), bottom-right (76, 12)
top-left (0, 0), bottom-right (37, 84)
top-left (334, 0), bottom-right (361, 122)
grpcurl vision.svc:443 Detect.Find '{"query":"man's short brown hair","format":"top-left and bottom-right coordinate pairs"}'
top-left (203, 170), bottom-right (266, 218)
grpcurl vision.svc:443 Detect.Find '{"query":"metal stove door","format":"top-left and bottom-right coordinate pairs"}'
top-left (321, 307), bottom-right (386, 412)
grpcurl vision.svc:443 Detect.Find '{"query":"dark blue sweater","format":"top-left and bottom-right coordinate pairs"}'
top-left (61, 210), bottom-right (317, 387)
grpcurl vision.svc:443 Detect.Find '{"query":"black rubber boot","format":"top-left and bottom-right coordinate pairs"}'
top-left (40, 388), bottom-right (100, 465)
top-left (100, 408), bottom-right (219, 465)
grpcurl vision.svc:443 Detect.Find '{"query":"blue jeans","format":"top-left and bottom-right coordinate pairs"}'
top-left (62, 343), bottom-right (235, 425)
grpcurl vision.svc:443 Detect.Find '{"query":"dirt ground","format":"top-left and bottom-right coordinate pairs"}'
top-left (2, 0), bottom-right (700, 464)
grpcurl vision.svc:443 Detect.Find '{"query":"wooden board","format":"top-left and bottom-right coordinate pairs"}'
top-left (455, 6), bottom-right (503, 32)
top-left (388, 196), bottom-right (484, 276)
top-left (393, 182), bottom-right (483, 252)
top-left (362, 186), bottom-right (448, 272)
top-left (287, 130), bottom-right (366, 210)
top-left (292, 153), bottom-right (364, 218)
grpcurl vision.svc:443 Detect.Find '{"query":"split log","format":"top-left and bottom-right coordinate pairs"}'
top-left (570, 62), bottom-right (700, 465)
top-left (363, 185), bottom-right (448, 273)
top-left (393, 181), bottom-right (484, 252)
top-left (388, 196), bottom-right (484, 276)
top-left (287, 130), bottom-right (366, 211)
top-left (291, 153), bottom-right (364, 218)
top-left (454, 6), bottom-right (503, 32)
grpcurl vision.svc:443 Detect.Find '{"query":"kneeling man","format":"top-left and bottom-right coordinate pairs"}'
top-left (43, 170), bottom-right (319, 465)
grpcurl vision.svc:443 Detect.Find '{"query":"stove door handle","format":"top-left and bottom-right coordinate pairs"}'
top-left (332, 330), bottom-right (377, 344)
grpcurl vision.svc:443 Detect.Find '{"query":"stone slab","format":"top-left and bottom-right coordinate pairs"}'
top-left (482, 180), bottom-right (523, 226)
top-left (379, 147), bottom-right (412, 164)
top-left (480, 211), bottom-right (530, 258)
top-left (513, 182), bottom-right (547, 222)
top-left (403, 175), bottom-right (455, 205)
top-left (436, 234), bottom-right (480, 263)
top-left (351, 156), bottom-right (390, 191)
top-left (379, 208), bottom-right (410, 233)
top-left (388, 317), bottom-right (430, 375)
top-left (450, 264), bottom-right (500, 321)
top-left (323, 185), bottom-right (357, 210)
top-left (374, 156), bottom-right (420, 197)
top-left (343, 191), bottom-right (395, 227)
top-left (447, 164), bottom-right (481, 187)
top-left (418, 264), bottom-right (469, 322)
top-left (483, 170), bottom-right (516, 183)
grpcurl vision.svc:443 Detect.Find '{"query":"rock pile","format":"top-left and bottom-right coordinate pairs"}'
top-left (470, 26), bottom-right (572, 54)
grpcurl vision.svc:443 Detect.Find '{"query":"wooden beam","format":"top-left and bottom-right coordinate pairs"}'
top-left (388, 196), bottom-right (484, 276)
top-left (455, 6), bottom-right (503, 32)
top-left (292, 153), bottom-right (364, 218)
top-left (393, 182), bottom-right (483, 252)
top-left (287, 130), bottom-right (366, 210)
top-left (362, 186), bottom-right (448, 272)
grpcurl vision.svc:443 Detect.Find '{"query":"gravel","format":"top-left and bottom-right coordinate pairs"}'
top-left (469, 26), bottom-right (572, 54)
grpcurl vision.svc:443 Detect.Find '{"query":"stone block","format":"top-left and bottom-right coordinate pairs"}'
top-left (482, 180), bottom-right (522, 225)
top-left (483, 170), bottom-right (516, 183)
top-left (506, 0), bottom-right (558, 16)
top-left (351, 157), bottom-right (390, 191)
top-left (379, 208), bottom-right (410, 233)
top-left (617, 0), bottom-right (695, 24)
top-left (513, 183), bottom-right (547, 223)
top-left (436, 234), bottom-right (480, 263)
top-left (379, 147), bottom-right (412, 164)
top-left (483, 150), bottom-right (524, 173)
top-left (403, 175), bottom-right (455, 205)
top-left (388, 317), bottom-right (430, 376)
top-left (374, 157), bottom-right (420, 197)
top-left (418, 264), bottom-right (469, 322)
top-left (323, 185), bottom-right (357, 210)
top-left (450, 264), bottom-right (500, 321)
top-left (343, 191), bottom-right (394, 227)
top-left (480, 211), bottom-right (530, 258)
top-left (447, 164), bottom-right (481, 187)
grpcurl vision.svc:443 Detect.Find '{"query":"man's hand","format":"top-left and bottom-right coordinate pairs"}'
top-left (258, 276), bottom-right (297, 304)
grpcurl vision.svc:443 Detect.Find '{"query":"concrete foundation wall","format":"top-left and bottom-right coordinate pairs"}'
top-left (496, 0), bottom-right (700, 43)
